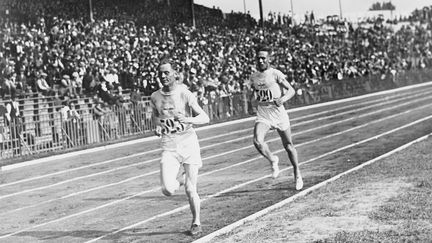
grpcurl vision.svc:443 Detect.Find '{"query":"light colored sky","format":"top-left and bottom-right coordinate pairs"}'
top-left (194, 0), bottom-right (431, 21)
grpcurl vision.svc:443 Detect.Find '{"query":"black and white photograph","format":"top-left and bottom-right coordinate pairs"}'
top-left (0, 0), bottom-right (432, 242)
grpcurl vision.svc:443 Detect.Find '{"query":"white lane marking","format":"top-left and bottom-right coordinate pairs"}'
top-left (1, 88), bottom-right (429, 190)
top-left (287, 89), bottom-right (432, 127)
top-left (1, 94), bottom-right (431, 200)
top-left (2, 107), bottom-right (431, 240)
top-left (85, 115), bottom-right (432, 243)
top-left (2, 85), bottom-right (423, 175)
top-left (2, 100), bottom-right (428, 216)
top-left (193, 133), bottom-right (432, 243)
top-left (3, 82), bottom-right (432, 171)
top-left (199, 102), bottom-right (432, 178)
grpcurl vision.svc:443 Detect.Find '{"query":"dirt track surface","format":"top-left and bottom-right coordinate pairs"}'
top-left (212, 181), bottom-right (408, 243)
top-left (210, 136), bottom-right (432, 243)
top-left (1, 83), bottom-right (432, 243)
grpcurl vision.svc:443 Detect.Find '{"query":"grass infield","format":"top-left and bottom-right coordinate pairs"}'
top-left (211, 136), bottom-right (432, 243)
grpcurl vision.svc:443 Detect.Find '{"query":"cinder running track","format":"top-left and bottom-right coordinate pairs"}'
top-left (1, 82), bottom-right (432, 243)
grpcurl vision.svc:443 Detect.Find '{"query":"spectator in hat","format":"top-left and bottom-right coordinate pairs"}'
top-left (36, 72), bottom-right (55, 96)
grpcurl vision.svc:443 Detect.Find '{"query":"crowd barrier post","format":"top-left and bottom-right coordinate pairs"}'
top-left (242, 91), bottom-right (248, 115)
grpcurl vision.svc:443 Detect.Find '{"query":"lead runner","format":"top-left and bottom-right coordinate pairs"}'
top-left (249, 45), bottom-right (303, 190)
top-left (150, 58), bottom-right (210, 236)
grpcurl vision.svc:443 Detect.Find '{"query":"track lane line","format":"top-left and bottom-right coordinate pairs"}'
top-left (2, 104), bottom-right (431, 239)
top-left (85, 115), bottom-right (432, 243)
top-left (1, 89), bottom-right (430, 191)
top-left (193, 133), bottom-right (432, 243)
top-left (2, 100), bottom-right (429, 216)
top-left (3, 82), bottom-right (432, 171)
top-left (1, 94), bottom-right (431, 200)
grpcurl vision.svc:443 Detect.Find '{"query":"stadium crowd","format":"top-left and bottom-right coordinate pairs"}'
top-left (0, 0), bottom-right (431, 106)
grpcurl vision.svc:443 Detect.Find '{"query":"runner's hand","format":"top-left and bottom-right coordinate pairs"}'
top-left (273, 97), bottom-right (283, 107)
top-left (154, 125), bottom-right (162, 137)
top-left (175, 113), bottom-right (189, 124)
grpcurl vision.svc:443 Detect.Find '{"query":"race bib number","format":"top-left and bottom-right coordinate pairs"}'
top-left (255, 89), bottom-right (274, 102)
top-left (160, 118), bottom-right (186, 135)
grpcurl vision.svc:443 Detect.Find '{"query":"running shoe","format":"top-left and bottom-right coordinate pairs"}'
top-left (295, 175), bottom-right (304, 191)
top-left (189, 224), bottom-right (202, 236)
top-left (271, 156), bottom-right (280, 179)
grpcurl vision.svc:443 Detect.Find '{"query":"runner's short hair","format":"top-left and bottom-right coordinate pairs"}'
top-left (158, 57), bottom-right (180, 71)
top-left (158, 57), bottom-right (172, 68)
top-left (255, 45), bottom-right (272, 55)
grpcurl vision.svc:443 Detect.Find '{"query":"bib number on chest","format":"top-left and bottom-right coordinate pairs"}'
top-left (160, 118), bottom-right (186, 135)
top-left (255, 89), bottom-right (274, 102)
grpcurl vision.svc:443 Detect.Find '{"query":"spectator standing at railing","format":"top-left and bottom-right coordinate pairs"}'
top-left (4, 97), bottom-right (19, 126)
top-left (92, 95), bottom-right (109, 120)
top-left (60, 98), bottom-right (80, 147)
top-left (215, 83), bottom-right (231, 118)
top-left (4, 97), bottom-right (22, 155)
top-left (248, 45), bottom-right (303, 190)
top-left (1, 72), bottom-right (17, 99)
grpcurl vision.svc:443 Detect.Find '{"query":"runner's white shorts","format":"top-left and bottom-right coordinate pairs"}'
top-left (255, 105), bottom-right (291, 131)
top-left (160, 129), bottom-right (203, 168)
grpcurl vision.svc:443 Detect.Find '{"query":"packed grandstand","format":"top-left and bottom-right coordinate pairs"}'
top-left (0, 0), bottom-right (431, 160)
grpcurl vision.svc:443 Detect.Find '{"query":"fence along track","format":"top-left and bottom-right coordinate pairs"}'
top-left (1, 69), bottom-right (432, 160)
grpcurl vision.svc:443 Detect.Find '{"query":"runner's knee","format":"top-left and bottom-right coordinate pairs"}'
top-left (161, 182), bottom-right (178, 196)
top-left (184, 183), bottom-right (197, 196)
top-left (253, 138), bottom-right (265, 149)
top-left (161, 188), bottom-right (173, 196)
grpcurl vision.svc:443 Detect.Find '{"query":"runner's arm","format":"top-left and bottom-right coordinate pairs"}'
top-left (175, 92), bottom-right (209, 125)
top-left (274, 75), bottom-right (295, 106)
top-left (150, 99), bottom-right (163, 136)
top-left (246, 81), bottom-right (258, 109)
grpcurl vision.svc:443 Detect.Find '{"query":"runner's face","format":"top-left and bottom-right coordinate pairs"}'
top-left (256, 51), bottom-right (270, 71)
top-left (158, 63), bottom-right (176, 88)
